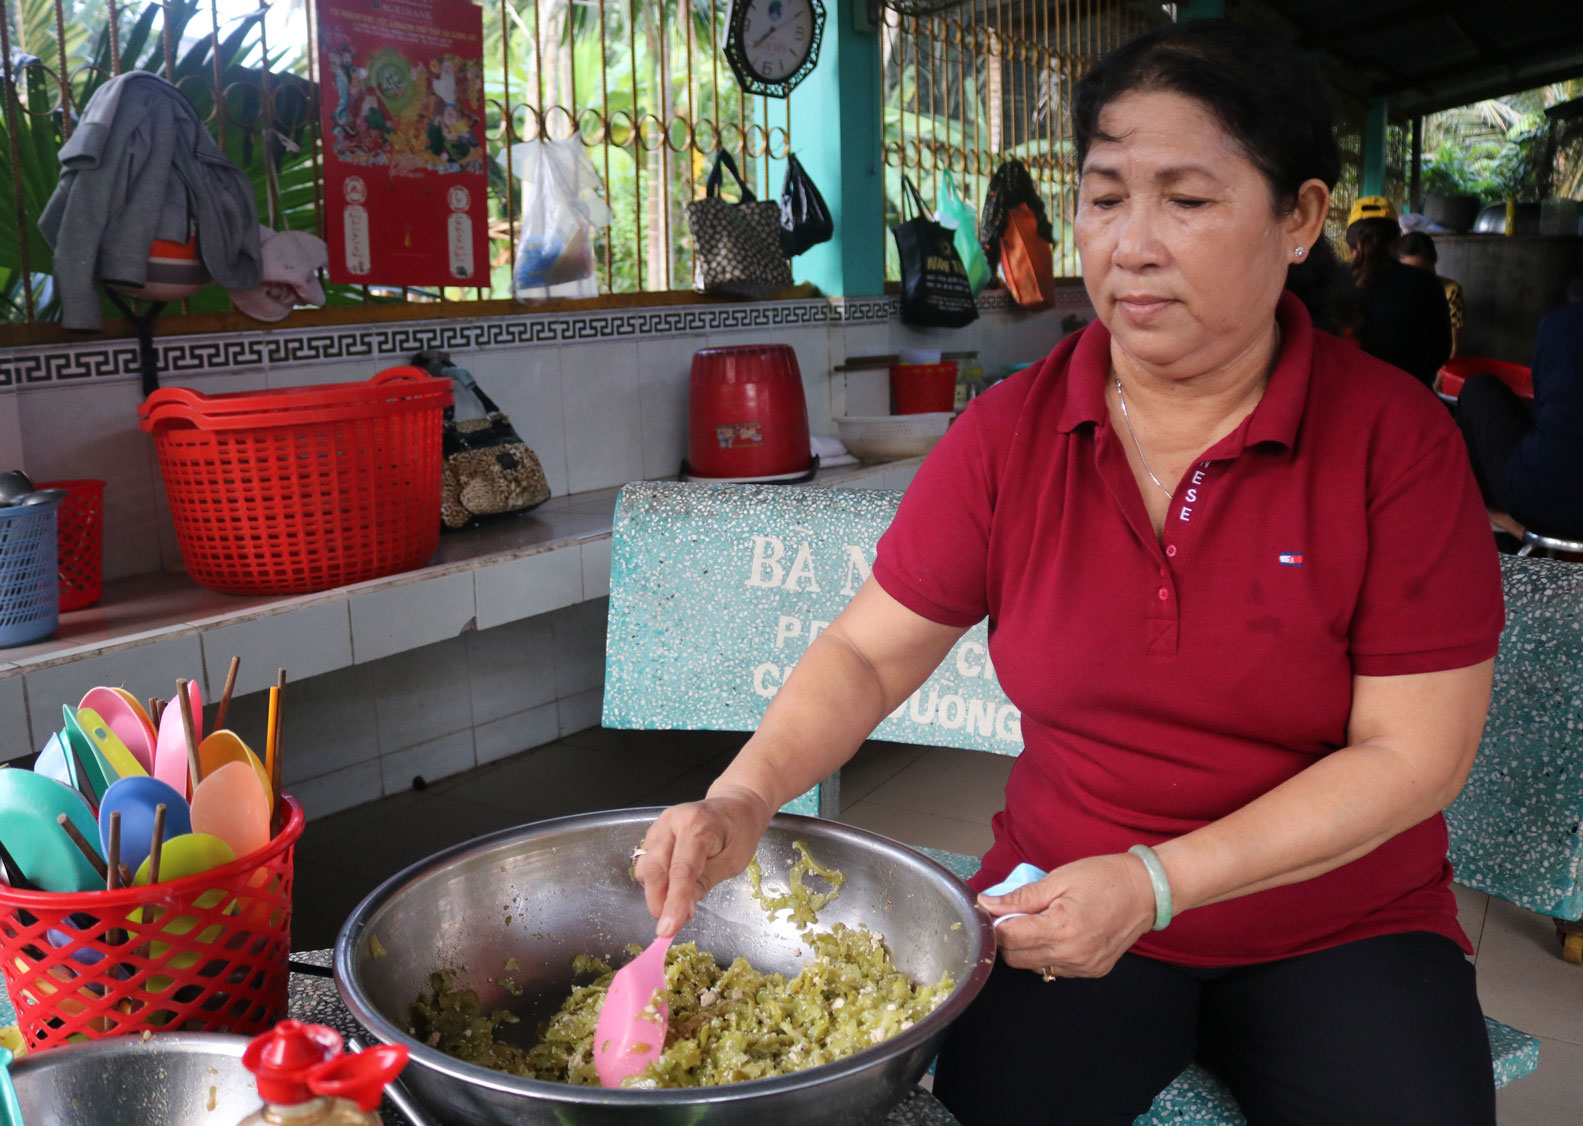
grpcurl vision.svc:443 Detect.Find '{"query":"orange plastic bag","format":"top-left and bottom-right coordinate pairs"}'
top-left (998, 203), bottom-right (1056, 310)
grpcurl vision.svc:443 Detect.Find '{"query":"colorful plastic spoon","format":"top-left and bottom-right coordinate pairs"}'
top-left (98, 776), bottom-right (191, 874)
top-left (0, 768), bottom-right (102, 892)
top-left (153, 680), bottom-right (203, 799)
top-left (80, 687), bottom-right (157, 773)
top-left (191, 760), bottom-right (271, 859)
top-left (197, 731), bottom-right (273, 815)
top-left (77, 707), bottom-right (149, 781)
top-left (593, 934), bottom-right (673, 1087)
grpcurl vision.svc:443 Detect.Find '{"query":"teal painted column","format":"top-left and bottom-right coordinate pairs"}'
top-left (787, 0), bottom-right (885, 296)
top-left (1362, 96), bottom-right (1389, 197)
top-left (1179, 0), bottom-right (1224, 17)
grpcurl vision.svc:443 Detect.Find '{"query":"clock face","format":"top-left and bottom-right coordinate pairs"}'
top-left (741, 0), bottom-right (814, 82)
top-left (725, 0), bottom-right (825, 98)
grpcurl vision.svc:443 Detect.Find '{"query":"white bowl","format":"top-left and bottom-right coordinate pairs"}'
top-left (833, 413), bottom-right (953, 462)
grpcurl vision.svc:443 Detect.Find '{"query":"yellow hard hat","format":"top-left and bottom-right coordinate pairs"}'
top-left (1347, 195), bottom-right (1397, 226)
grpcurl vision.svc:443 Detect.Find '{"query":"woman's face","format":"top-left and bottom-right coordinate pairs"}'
top-left (1075, 90), bottom-right (1322, 380)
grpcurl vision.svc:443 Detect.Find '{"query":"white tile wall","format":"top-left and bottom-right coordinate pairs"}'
top-left (557, 687), bottom-right (603, 736)
top-left (0, 393), bottom-right (23, 469)
top-left (201, 600), bottom-right (354, 697)
top-left (473, 546), bottom-right (583, 631)
top-left (560, 339), bottom-right (643, 493)
top-left (379, 728), bottom-right (476, 795)
top-left (459, 345), bottom-right (570, 500)
top-left (0, 672), bottom-right (30, 763)
top-left (551, 599), bottom-right (608, 699)
top-left (289, 759), bottom-right (383, 819)
top-left (581, 539), bottom-right (612, 600)
top-left (349, 570), bottom-right (475, 664)
top-left (369, 633), bottom-right (475, 754)
top-left (474, 701), bottom-right (560, 766)
top-left (465, 614), bottom-right (559, 725)
top-left (635, 334), bottom-right (707, 480)
top-left (18, 380), bottom-right (163, 580)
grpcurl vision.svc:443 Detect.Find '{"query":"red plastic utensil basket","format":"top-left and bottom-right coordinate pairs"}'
top-left (0, 796), bottom-right (303, 1052)
top-left (138, 370), bottom-right (452, 595)
top-left (38, 479), bottom-right (104, 612)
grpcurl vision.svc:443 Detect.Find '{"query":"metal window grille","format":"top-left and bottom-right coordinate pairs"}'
top-left (0, 0), bottom-right (790, 330)
top-left (881, 0), bottom-right (1168, 283)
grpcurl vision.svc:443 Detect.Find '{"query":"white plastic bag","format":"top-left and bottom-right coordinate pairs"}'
top-left (506, 136), bottom-right (612, 301)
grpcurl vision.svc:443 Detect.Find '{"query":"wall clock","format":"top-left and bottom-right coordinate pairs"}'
top-left (724, 0), bottom-right (826, 99)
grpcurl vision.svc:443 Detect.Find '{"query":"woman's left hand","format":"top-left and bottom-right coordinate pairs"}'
top-left (979, 853), bottom-right (1157, 978)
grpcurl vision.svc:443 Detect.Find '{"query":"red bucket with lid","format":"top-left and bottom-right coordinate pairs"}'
top-left (687, 345), bottom-right (812, 479)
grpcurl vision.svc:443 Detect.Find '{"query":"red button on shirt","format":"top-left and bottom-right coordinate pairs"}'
top-left (872, 292), bottom-right (1504, 967)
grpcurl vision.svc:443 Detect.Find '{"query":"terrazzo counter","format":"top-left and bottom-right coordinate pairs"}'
top-left (288, 949), bottom-right (961, 1126)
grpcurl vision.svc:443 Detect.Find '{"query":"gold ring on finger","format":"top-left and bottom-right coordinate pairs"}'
top-left (1041, 967), bottom-right (1059, 983)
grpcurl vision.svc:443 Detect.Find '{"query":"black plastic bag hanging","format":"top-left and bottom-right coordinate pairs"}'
top-left (979, 159), bottom-right (1055, 274)
top-left (778, 154), bottom-right (833, 257)
top-left (891, 175), bottom-right (977, 328)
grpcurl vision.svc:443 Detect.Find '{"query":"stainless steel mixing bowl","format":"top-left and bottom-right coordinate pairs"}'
top-left (10, 1032), bottom-right (259, 1125)
top-left (335, 808), bottom-right (994, 1125)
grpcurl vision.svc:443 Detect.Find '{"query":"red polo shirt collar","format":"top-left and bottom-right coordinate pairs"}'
top-left (1053, 289), bottom-right (1314, 455)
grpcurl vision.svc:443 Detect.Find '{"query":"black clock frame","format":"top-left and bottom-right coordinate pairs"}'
top-left (724, 0), bottom-right (827, 99)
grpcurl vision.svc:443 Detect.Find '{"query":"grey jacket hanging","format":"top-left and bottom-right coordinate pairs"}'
top-left (38, 72), bottom-right (263, 331)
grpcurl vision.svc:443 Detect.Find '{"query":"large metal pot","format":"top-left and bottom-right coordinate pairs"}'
top-left (335, 809), bottom-right (994, 1125)
top-left (9, 1032), bottom-right (258, 1125)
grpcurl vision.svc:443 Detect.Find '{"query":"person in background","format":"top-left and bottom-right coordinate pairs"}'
top-left (1456, 287), bottom-right (1583, 541)
top-left (1399, 230), bottom-right (1465, 360)
top-left (1345, 197), bottom-right (1452, 387)
top-left (637, 20), bottom-right (1501, 1126)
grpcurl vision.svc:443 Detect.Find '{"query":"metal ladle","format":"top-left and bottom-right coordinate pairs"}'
top-left (0, 471), bottom-right (34, 507)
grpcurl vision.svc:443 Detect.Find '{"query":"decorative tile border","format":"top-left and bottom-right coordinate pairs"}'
top-left (0, 287), bottom-right (1088, 389)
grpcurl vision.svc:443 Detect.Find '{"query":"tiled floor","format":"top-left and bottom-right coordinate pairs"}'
top-left (295, 729), bottom-right (1581, 1123)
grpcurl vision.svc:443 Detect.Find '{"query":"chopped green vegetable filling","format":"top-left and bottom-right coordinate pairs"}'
top-left (407, 841), bottom-right (953, 1089)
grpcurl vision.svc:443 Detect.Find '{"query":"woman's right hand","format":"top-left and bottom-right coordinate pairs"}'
top-left (634, 784), bottom-right (776, 937)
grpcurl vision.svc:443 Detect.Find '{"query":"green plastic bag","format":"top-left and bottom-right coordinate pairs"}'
top-left (938, 171), bottom-right (991, 297)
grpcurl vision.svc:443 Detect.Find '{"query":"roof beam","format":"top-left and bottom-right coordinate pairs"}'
top-left (1391, 59), bottom-right (1583, 118)
top-left (1296, 0), bottom-right (1457, 51)
top-left (1379, 36), bottom-right (1583, 96)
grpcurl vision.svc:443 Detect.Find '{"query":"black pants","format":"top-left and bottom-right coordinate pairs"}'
top-left (1455, 374), bottom-right (1533, 516)
top-left (932, 932), bottom-right (1494, 1126)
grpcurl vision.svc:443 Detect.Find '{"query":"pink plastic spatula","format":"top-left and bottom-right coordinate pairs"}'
top-left (593, 934), bottom-right (673, 1087)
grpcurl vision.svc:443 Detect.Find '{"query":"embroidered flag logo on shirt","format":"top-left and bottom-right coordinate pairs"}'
top-left (1278, 553), bottom-right (1304, 567)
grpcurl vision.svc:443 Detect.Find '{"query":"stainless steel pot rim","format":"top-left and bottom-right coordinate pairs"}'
top-left (334, 806), bottom-right (996, 1106)
top-left (9, 1030), bottom-right (251, 1065)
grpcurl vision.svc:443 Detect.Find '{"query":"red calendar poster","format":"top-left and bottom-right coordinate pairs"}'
top-left (316, 0), bottom-right (487, 286)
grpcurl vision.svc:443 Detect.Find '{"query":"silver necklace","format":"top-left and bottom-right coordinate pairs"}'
top-left (1114, 376), bottom-right (1174, 499)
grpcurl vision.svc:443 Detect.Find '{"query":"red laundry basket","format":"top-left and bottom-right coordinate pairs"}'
top-left (38, 479), bottom-right (105, 612)
top-left (138, 369), bottom-right (452, 595)
top-left (0, 796), bottom-right (303, 1052)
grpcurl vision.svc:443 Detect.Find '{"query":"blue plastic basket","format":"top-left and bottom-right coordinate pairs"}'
top-left (0, 500), bottom-right (61, 647)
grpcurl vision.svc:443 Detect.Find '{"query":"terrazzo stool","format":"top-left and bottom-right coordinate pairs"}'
top-left (604, 482), bottom-right (1550, 1124)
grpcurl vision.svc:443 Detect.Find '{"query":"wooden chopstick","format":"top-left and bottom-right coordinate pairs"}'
top-left (148, 697), bottom-right (165, 728)
top-left (57, 814), bottom-right (108, 882)
top-left (147, 804), bottom-right (167, 886)
top-left (106, 811), bottom-right (122, 892)
top-left (213, 656), bottom-right (240, 731)
top-left (176, 679), bottom-right (202, 797)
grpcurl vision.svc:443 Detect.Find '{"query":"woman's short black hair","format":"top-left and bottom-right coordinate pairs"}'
top-left (1072, 19), bottom-right (1341, 207)
top-left (1071, 20), bottom-right (1353, 332)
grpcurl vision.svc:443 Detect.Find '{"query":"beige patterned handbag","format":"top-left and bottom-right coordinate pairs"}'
top-left (413, 350), bottom-right (551, 530)
top-left (685, 149), bottom-right (794, 300)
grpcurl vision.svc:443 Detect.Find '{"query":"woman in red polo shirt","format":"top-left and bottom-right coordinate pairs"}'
top-left (636, 21), bottom-right (1503, 1126)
